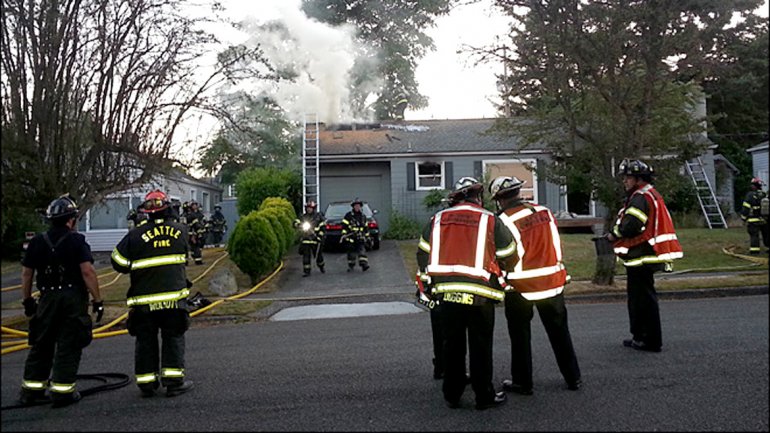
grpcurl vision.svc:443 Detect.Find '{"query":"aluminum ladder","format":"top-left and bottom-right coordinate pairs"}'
top-left (685, 157), bottom-right (727, 229)
top-left (302, 113), bottom-right (320, 206)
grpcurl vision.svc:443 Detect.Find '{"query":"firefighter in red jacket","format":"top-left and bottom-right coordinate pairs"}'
top-left (111, 190), bottom-right (194, 397)
top-left (489, 176), bottom-right (582, 395)
top-left (606, 159), bottom-right (683, 352)
top-left (417, 177), bottom-right (517, 410)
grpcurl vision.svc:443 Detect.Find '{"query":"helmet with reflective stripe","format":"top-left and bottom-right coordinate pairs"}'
top-left (618, 159), bottom-right (653, 177)
top-left (448, 176), bottom-right (483, 204)
top-left (750, 177), bottom-right (765, 187)
top-left (46, 194), bottom-right (79, 220)
top-left (351, 198), bottom-right (363, 207)
top-left (141, 190), bottom-right (169, 214)
top-left (489, 176), bottom-right (527, 200)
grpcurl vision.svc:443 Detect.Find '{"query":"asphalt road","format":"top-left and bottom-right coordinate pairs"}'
top-left (2, 293), bottom-right (768, 431)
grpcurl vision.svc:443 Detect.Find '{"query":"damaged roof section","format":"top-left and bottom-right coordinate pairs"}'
top-left (318, 118), bottom-right (523, 156)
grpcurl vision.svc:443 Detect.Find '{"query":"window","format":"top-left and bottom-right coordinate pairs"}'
top-left (416, 161), bottom-right (444, 190)
top-left (89, 198), bottom-right (131, 230)
top-left (202, 192), bottom-right (210, 213)
top-left (190, 189), bottom-right (196, 202)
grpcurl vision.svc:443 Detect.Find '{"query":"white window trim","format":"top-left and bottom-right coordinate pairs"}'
top-left (415, 161), bottom-right (445, 191)
top-left (482, 158), bottom-right (538, 203)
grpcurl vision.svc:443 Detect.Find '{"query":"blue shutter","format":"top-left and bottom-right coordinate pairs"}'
top-left (407, 162), bottom-right (415, 191)
top-left (444, 162), bottom-right (453, 188)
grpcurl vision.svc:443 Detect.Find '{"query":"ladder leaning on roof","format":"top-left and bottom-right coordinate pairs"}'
top-left (302, 113), bottom-right (320, 207)
top-left (685, 156), bottom-right (727, 229)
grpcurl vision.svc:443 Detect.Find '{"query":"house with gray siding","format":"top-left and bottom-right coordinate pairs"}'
top-left (78, 170), bottom-right (223, 251)
top-left (315, 118), bottom-right (729, 234)
top-left (316, 119), bottom-right (581, 234)
top-left (747, 141), bottom-right (769, 186)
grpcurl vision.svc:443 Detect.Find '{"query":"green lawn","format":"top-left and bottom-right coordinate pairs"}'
top-left (397, 227), bottom-right (767, 282)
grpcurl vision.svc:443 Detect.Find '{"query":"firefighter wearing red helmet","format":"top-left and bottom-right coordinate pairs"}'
top-left (607, 159), bottom-right (683, 353)
top-left (111, 189), bottom-right (194, 397)
top-left (740, 177), bottom-right (769, 254)
top-left (17, 194), bottom-right (103, 407)
top-left (293, 200), bottom-right (326, 276)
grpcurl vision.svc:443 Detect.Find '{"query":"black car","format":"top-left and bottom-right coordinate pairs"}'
top-left (323, 201), bottom-right (381, 251)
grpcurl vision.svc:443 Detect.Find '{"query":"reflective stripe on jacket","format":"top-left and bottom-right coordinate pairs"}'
top-left (498, 201), bottom-right (567, 301)
top-left (612, 184), bottom-right (683, 267)
top-left (111, 217), bottom-right (190, 306)
top-left (422, 204), bottom-right (513, 302)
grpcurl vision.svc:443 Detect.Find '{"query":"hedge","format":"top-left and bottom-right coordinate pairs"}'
top-left (227, 211), bottom-right (279, 282)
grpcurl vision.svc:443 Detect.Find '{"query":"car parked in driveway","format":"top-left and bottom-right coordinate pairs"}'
top-left (323, 201), bottom-right (381, 251)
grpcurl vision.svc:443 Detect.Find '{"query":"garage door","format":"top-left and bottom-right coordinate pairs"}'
top-left (320, 175), bottom-right (390, 233)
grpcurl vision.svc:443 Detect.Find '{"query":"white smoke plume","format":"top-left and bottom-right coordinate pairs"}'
top-left (228, 0), bottom-right (381, 124)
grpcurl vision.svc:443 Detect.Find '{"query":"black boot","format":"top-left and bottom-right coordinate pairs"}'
top-left (166, 380), bottom-right (194, 397)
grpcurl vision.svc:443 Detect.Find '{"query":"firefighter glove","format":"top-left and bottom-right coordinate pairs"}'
top-left (92, 300), bottom-right (104, 323)
top-left (22, 297), bottom-right (37, 317)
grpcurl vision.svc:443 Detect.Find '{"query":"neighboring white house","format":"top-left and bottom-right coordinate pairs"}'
top-left (78, 170), bottom-right (223, 252)
top-left (747, 141), bottom-right (769, 187)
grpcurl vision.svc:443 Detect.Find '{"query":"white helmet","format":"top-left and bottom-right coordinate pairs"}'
top-left (489, 176), bottom-right (526, 200)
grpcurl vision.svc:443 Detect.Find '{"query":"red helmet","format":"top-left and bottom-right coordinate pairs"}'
top-left (141, 190), bottom-right (169, 213)
top-left (750, 177), bottom-right (765, 187)
top-left (305, 200), bottom-right (317, 209)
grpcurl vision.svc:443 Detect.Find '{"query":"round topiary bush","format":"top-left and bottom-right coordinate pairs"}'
top-left (259, 197), bottom-right (297, 221)
top-left (257, 210), bottom-right (287, 255)
top-left (261, 207), bottom-right (295, 252)
top-left (227, 211), bottom-right (279, 283)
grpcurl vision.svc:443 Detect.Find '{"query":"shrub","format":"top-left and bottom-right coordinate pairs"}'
top-left (1, 208), bottom-right (47, 260)
top-left (227, 211), bottom-right (279, 283)
top-left (422, 189), bottom-right (448, 212)
top-left (259, 196), bottom-right (297, 221)
top-left (261, 206), bottom-right (295, 251)
top-left (384, 210), bottom-right (422, 240)
top-left (257, 210), bottom-right (287, 255)
top-left (236, 168), bottom-right (301, 216)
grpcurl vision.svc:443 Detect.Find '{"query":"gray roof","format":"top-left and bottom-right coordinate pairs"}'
top-left (746, 141), bottom-right (768, 153)
top-left (319, 118), bottom-right (535, 156)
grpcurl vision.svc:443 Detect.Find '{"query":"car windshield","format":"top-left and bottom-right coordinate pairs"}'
top-left (325, 203), bottom-right (373, 219)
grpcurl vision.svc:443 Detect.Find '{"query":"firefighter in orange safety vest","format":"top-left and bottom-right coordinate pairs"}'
top-left (111, 190), bottom-right (194, 397)
top-left (416, 177), bottom-right (517, 410)
top-left (489, 176), bottom-right (582, 396)
top-left (606, 159), bottom-right (683, 353)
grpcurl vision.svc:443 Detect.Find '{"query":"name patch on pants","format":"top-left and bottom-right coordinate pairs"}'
top-left (442, 292), bottom-right (474, 305)
top-left (149, 300), bottom-right (179, 311)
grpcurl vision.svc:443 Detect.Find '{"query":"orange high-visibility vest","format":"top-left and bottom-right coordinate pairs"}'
top-left (499, 203), bottom-right (567, 301)
top-left (612, 184), bottom-right (683, 266)
top-left (424, 204), bottom-right (506, 301)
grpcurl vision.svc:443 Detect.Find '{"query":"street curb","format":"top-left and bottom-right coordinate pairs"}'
top-left (566, 285), bottom-right (769, 303)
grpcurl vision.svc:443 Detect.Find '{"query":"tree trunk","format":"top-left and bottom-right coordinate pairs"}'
top-left (592, 236), bottom-right (616, 286)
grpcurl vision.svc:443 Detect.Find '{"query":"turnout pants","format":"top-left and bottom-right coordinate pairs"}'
top-left (346, 240), bottom-right (368, 269)
top-left (626, 264), bottom-right (662, 349)
top-left (504, 291), bottom-right (581, 389)
top-left (300, 242), bottom-right (324, 274)
top-left (22, 289), bottom-right (91, 398)
top-left (747, 222), bottom-right (769, 253)
top-left (127, 306), bottom-right (189, 390)
top-left (190, 236), bottom-right (203, 264)
top-left (440, 301), bottom-right (496, 406)
top-left (430, 303), bottom-right (444, 377)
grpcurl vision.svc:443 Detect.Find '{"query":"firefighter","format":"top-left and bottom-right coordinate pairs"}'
top-left (111, 190), bottom-right (194, 397)
top-left (342, 198), bottom-right (370, 272)
top-left (210, 205), bottom-right (227, 247)
top-left (740, 177), bottom-right (769, 255)
top-left (294, 201), bottom-right (326, 276)
top-left (489, 176), bottom-right (582, 395)
top-left (127, 204), bottom-right (148, 229)
top-left (18, 194), bottom-right (103, 407)
top-left (185, 200), bottom-right (206, 265)
top-left (417, 177), bottom-right (517, 410)
top-left (606, 159), bottom-right (683, 352)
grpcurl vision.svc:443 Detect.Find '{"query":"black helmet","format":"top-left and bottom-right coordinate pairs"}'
top-left (351, 198), bottom-right (363, 207)
top-left (618, 159), bottom-right (653, 177)
top-left (46, 194), bottom-right (79, 221)
top-left (214, 205), bottom-right (222, 210)
top-left (489, 176), bottom-right (527, 200)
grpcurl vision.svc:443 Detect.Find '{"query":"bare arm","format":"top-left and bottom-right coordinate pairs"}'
top-left (80, 262), bottom-right (101, 303)
top-left (21, 266), bottom-right (34, 299)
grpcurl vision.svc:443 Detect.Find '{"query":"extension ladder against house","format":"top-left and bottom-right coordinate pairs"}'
top-left (685, 157), bottom-right (727, 229)
top-left (302, 113), bottom-right (320, 206)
